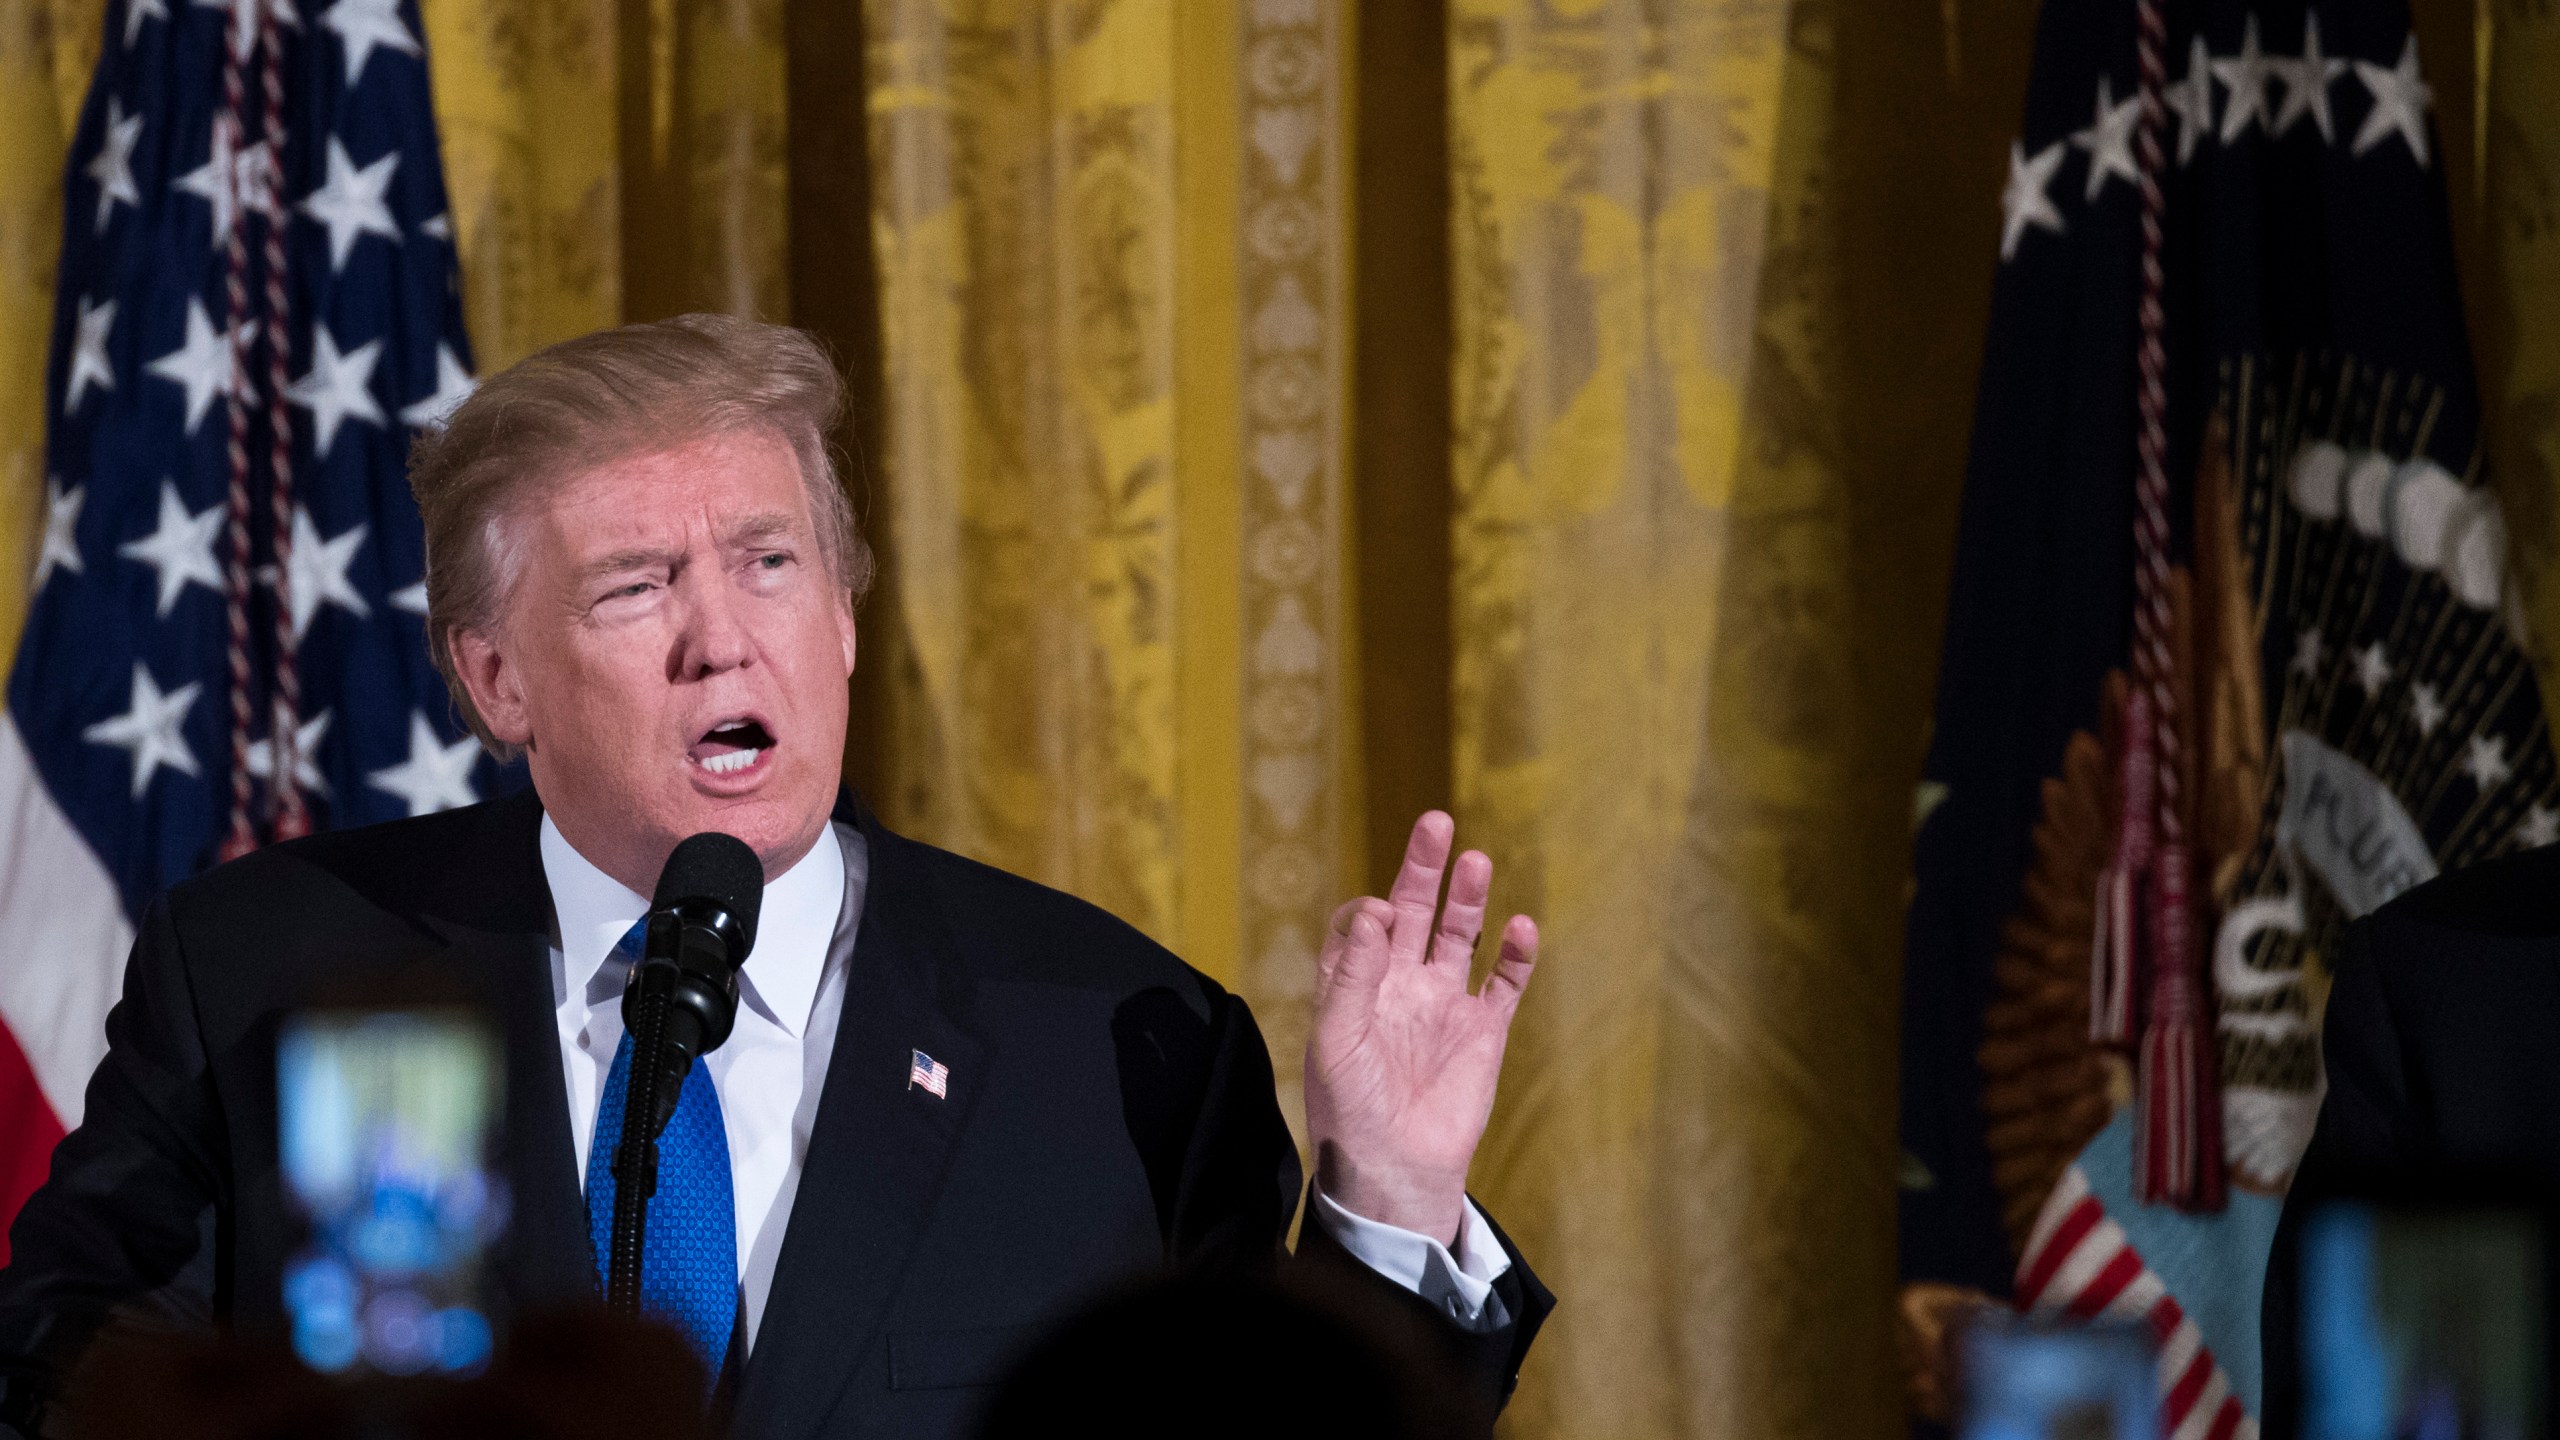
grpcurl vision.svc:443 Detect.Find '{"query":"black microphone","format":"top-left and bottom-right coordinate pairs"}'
top-left (621, 831), bottom-right (763, 1138)
top-left (606, 831), bottom-right (763, 1315)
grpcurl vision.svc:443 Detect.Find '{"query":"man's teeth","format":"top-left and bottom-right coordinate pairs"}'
top-left (698, 748), bottom-right (761, 775)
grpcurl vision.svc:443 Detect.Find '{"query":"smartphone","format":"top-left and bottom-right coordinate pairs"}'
top-left (1959, 1315), bottom-right (2158, 1440)
top-left (2298, 1199), bottom-right (2546, 1440)
top-left (277, 1006), bottom-right (505, 1378)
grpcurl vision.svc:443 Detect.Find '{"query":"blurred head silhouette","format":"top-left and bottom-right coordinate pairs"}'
top-left (53, 1307), bottom-right (713, 1440)
top-left (976, 1272), bottom-right (1484, 1440)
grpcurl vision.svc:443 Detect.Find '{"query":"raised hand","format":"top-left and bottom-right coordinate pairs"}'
top-left (1304, 811), bottom-right (1538, 1243)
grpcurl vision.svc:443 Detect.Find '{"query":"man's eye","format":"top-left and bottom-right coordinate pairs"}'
top-left (609, 581), bottom-right (651, 600)
top-left (757, 553), bottom-right (788, 570)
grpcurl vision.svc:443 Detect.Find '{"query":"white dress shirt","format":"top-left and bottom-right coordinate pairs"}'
top-left (546, 814), bottom-right (853, 1351)
top-left (540, 815), bottom-right (1510, 1349)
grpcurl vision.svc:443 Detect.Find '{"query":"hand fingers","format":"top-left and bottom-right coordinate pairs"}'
top-left (1316, 897), bottom-right (1364, 991)
top-left (1329, 901), bottom-right (1395, 1007)
top-left (1485, 915), bottom-right (1538, 1012)
top-left (1320, 897), bottom-right (1390, 972)
top-left (1428, 849), bottom-right (1493, 976)
top-left (1386, 811), bottom-right (1456, 908)
top-left (1386, 811), bottom-right (1455, 964)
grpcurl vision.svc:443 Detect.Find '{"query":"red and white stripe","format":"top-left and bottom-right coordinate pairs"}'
top-left (0, 716), bottom-right (136, 1261)
top-left (2017, 1165), bottom-right (2257, 1440)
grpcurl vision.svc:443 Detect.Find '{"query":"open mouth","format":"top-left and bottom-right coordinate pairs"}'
top-left (688, 718), bottom-right (775, 778)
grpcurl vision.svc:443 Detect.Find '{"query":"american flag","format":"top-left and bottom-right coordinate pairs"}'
top-left (0, 0), bottom-right (515, 1257)
top-left (908, 1049), bottom-right (948, 1099)
top-left (2015, 1167), bottom-right (2248, 1440)
top-left (1899, 0), bottom-right (2539, 1435)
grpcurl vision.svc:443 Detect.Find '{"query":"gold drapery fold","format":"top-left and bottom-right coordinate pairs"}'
top-left (1451, 2), bottom-right (2033, 1436)
top-left (0, 0), bottom-right (101, 668)
top-left (856, 0), bottom-right (1362, 1048)
top-left (1448, 4), bottom-right (1780, 1432)
top-left (422, 0), bottom-right (622, 368)
top-left (2482, 0), bottom-right (2560, 657)
top-left (861, 0), bottom-right (1189, 947)
top-left (615, 0), bottom-right (790, 323)
top-left (1228, 0), bottom-right (1355, 1129)
top-left (422, 0), bottom-right (790, 373)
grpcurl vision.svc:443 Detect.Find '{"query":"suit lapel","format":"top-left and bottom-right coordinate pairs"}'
top-left (731, 799), bottom-right (991, 1440)
top-left (415, 789), bottom-right (593, 1314)
top-left (459, 921), bottom-right (592, 1313)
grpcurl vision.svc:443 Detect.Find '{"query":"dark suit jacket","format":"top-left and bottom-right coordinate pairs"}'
top-left (0, 788), bottom-right (1551, 1438)
top-left (2261, 842), bottom-right (2560, 1438)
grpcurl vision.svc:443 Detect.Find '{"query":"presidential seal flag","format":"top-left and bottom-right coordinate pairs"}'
top-left (0, 0), bottom-right (512, 1253)
top-left (1895, 0), bottom-right (2554, 1435)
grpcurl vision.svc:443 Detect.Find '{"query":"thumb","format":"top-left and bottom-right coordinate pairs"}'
top-left (1329, 898), bottom-right (1395, 1008)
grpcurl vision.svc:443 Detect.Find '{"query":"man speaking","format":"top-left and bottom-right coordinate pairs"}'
top-left (0, 316), bottom-right (1552, 1436)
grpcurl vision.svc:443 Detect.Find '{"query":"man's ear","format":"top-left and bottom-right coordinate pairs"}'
top-left (450, 626), bottom-right (533, 749)
top-left (836, 595), bottom-right (858, 679)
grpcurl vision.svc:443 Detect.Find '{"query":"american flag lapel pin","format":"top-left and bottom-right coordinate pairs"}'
top-left (908, 1048), bottom-right (950, 1099)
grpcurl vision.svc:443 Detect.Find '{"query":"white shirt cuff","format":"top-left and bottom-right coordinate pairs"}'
top-left (1308, 1186), bottom-right (1513, 1334)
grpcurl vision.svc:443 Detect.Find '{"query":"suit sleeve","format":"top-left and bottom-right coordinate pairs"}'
top-left (2258, 915), bottom-right (2413, 1440)
top-left (0, 898), bottom-right (226, 1433)
top-left (1165, 987), bottom-right (1553, 1414)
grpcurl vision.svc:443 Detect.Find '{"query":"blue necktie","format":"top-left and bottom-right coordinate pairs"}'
top-left (585, 921), bottom-right (738, 1374)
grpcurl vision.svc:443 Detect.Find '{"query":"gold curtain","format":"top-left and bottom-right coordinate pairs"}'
top-left (2482, 0), bottom-right (2560, 634)
top-left (856, 0), bottom-right (1362, 1137)
top-left (860, 0), bottom-right (1192, 946)
top-left (421, 0), bottom-right (789, 373)
top-left (1443, 3), bottom-right (1744, 1427)
top-left (0, 0), bottom-right (99, 668)
top-left (848, 2), bottom-right (2034, 1435)
top-left (1446, 1), bottom-right (2032, 1436)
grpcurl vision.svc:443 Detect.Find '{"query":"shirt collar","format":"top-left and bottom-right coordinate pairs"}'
top-left (540, 814), bottom-right (847, 1039)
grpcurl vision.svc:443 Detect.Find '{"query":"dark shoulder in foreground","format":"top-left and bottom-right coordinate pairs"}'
top-left (882, 825), bottom-right (1224, 1006)
top-left (2367, 839), bottom-right (2560, 942)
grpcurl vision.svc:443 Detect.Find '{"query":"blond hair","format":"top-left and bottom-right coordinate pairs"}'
top-left (407, 314), bottom-right (874, 756)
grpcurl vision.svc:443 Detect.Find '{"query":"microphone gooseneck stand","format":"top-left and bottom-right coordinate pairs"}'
top-left (605, 950), bottom-right (680, 1315)
top-left (603, 833), bottom-right (761, 1319)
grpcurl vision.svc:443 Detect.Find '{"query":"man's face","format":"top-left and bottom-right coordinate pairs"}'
top-left (451, 427), bottom-right (857, 892)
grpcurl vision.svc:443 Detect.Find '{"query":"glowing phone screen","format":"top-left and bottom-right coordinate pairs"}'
top-left (277, 1008), bottom-right (505, 1378)
top-left (2300, 1201), bottom-right (2545, 1440)
top-left (1960, 1317), bottom-right (2158, 1440)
